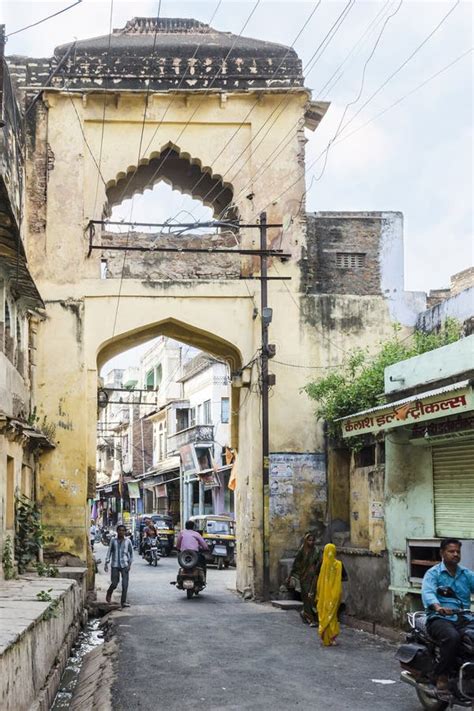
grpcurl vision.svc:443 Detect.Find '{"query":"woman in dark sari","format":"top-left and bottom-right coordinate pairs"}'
top-left (288, 532), bottom-right (321, 626)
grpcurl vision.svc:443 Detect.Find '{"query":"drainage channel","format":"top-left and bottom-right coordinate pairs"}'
top-left (50, 617), bottom-right (104, 710)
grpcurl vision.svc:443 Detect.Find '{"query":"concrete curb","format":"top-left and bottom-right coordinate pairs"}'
top-left (343, 616), bottom-right (405, 644)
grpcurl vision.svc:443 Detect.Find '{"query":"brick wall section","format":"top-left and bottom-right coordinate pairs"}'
top-left (132, 414), bottom-right (153, 475)
top-left (426, 289), bottom-right (451, 309)
top-left (101, 231), bottom-right (240, 281)
top-left (451, 267), bottom-right (474, 295)
top-left (302, 212), bottom-right (384, 295)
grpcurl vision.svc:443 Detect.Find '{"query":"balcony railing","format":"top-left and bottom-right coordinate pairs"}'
top-left (167, 424), bottom-right (214, 452)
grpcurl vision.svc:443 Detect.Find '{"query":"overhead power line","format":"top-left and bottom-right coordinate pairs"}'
top-left (258, 0), bottom-right (462, 215)
top-left (112, 0), bottom-right (162, 339)
top-left (92, 0), bottom-right (115, 218)
top-left (169, 0), bottom-right (323, 217)
top-left (6, 0), bottom-right (82, 38)
top-left (114, 0), bottom-right (261, 211)
top-left (192, 0), bottom-right (355, 217)
top-left (220, 0), bottom-right (397, 213)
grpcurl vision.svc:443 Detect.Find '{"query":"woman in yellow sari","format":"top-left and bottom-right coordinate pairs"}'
top-left (316, 543), bottom-right (343, 646)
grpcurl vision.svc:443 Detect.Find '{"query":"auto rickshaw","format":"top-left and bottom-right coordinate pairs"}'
top-left (152, 515), bottom-right (175, 556)
top-left (190, 515), bottom-right (236, 569)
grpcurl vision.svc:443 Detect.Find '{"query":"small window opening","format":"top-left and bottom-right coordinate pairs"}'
top-left (354, 445), bottom-right (376, 467)
top-left (336, 252), bottom-right (366, 269)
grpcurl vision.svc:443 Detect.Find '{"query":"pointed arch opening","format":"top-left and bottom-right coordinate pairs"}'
top-left (105, 143), bottom-right (237, 222)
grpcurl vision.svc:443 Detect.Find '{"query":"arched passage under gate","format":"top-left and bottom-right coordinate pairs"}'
top-left (29, 16), bottom-right (322, 599)
top-left (92, 316), bottom-right (260, 594)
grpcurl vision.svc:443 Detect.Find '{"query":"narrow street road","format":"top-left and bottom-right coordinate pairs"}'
top-left (95, 545), bottom-right (419, 711)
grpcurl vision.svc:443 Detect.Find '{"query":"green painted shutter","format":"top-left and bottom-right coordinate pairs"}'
top-left (433, 439), bottom-right (474, 538)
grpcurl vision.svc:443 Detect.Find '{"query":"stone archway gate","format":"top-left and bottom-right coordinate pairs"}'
top-left (13, 17), bottom-right (330, 596)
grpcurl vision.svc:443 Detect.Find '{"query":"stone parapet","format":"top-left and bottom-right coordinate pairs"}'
top-left (0, 569), bottom-right (87, 711)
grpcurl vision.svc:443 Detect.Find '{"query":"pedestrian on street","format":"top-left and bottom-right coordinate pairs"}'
top-left (422, 538), bottom-right (474, 692)
top-left (89, 519), bottom-right (97, 551)
top-left (287, 531), bottom-right (321, 627)
top-left (316, 543), bottom-right (343, 647)
top-left (105, 524), bottom-right (133, 608)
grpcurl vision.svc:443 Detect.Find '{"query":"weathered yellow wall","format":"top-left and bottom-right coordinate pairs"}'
top-left (350, 461), bottom-right (386, 553)
top-left (28, 87), bottom-right (406, 595)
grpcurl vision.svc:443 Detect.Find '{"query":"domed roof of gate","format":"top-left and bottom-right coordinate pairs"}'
top-left (53, 17), bottom-right (303, 92)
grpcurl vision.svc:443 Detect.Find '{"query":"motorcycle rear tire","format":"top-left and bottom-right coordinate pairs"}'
top-left (416, 688), bottom-right (448, 711)
top-left (147, 557), bottom-right (152, 566)
top-left (186, 589), bottom-right (194, 599)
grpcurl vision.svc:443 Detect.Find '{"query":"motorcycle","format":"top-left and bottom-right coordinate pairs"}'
top-left (396, 604), bottom-right (474, 710)
top-left (100, 528), bottom-right (112, 546)
top-left (171, 549), bottom-right (206, 599)
top-left (143, 537), bottom-right (160, 567)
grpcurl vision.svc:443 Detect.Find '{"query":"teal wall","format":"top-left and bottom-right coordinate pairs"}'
top-left (385, 428), bottom-right (434, 616)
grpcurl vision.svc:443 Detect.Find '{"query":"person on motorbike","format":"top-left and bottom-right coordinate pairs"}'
top-left (138, 517), bottom-right (154, 556)
top-left (176, 520), bottom-right (209, 576)
top-left (422, 538), bottom-right (474, 692)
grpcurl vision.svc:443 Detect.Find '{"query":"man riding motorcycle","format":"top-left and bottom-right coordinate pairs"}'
top-left (176, 520), bottom-right (209, 577)
top-left (422, 538), bottom-right (474, 692)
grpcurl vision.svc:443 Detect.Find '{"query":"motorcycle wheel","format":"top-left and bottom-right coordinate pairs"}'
top-left (147, 557), bottom-right (152, 566)
top-left (186, 589), bottom-right (194, 599)
top-left (218, 559), bottom-right (224, 570)
top-left (153, 556), bottom-right (158, 567)
top-left (415, 688), bottom-right (449, 711)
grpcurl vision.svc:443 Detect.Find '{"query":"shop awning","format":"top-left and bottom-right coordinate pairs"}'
top-left (127, 482), bottom-right (141, 499)
top-left (338, 380), bottom-right (473, 438)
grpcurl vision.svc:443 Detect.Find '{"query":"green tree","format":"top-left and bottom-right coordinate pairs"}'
top-left (305, 319), bottom-right (461, 443)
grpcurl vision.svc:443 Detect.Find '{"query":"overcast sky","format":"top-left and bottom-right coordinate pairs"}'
top-left (4, 0), bottom-right (473, 303)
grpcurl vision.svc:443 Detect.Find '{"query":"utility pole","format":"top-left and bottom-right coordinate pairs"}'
top-left (260, 212), bottom-right (271, 600)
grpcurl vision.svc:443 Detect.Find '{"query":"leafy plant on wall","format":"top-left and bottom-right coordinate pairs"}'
top-left (15, 494), bottom-right (53, 573)
top-left (305, 319), bottom-right (461, 446)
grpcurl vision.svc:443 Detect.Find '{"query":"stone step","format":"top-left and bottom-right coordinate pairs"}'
top-left (271, 600), bottom-right (304, 610)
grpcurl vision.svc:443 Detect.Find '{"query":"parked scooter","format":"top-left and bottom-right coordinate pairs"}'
top-left (396, 605), bottom-right (474, 709)
top-left (143, 537), bottom-right (160, 566)
top-left (171, 549), bottom-right (206, 599)
top-left (100, 527), bottom-right (112, 546)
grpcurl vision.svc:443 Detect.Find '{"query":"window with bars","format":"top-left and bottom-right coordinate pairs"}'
top-left (336, 252), bottom-right (366, 269)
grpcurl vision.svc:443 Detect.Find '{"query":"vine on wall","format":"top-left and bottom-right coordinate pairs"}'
top-left (15, 494), bottom-right (52, 573)
top-left (305, 319), bottom-right (462, 446)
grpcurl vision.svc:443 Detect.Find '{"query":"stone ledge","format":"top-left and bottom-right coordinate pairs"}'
top-left (271, 600), bottom-right (304, 611)
top-left (0, 573), bottom-right (86, 711)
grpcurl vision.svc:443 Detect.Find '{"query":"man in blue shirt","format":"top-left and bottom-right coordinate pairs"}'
top-left (105, 524), bottom-right (133, 608)
top-left (422, 538), bottom-right (474, 691)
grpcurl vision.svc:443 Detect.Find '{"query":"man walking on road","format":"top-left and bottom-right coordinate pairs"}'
top-left (105, 524), bottom-right (133, 608)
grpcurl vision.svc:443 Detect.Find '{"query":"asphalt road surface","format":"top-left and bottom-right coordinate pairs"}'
top-left (95, 545), bottom-right (420, 711)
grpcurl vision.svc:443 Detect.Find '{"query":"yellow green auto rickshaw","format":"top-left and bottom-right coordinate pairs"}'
top-left (190, 515), bottom-right (236, 569)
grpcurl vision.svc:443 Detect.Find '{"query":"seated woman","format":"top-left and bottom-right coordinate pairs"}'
top-left (288, 532), bottom-right (321, 627)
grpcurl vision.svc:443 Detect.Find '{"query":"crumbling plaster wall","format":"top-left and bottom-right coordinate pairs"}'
top-left (24, 76), bottom-right (422, 595)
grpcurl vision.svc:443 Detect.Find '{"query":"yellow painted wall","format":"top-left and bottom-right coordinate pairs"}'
top-left (27, 88), bottom-right (405, 595)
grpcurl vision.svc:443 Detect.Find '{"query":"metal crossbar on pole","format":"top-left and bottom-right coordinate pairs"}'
top-left (86, 219), bottom-right (288, 259)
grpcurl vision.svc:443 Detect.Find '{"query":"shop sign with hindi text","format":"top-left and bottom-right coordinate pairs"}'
top-left (341, 386), bottom-right (473, 438)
